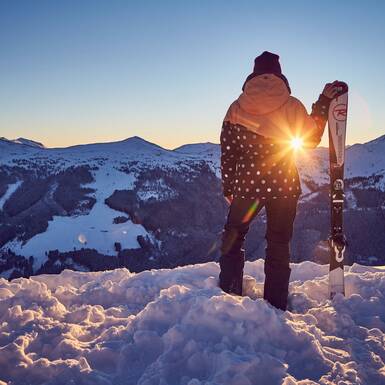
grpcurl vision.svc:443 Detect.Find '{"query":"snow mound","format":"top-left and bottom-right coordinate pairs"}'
top-left (0, 260), bottom-right (384, 385)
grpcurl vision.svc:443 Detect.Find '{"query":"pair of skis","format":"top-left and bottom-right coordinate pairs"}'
top-left (327, 82), bottom-right (348, 299)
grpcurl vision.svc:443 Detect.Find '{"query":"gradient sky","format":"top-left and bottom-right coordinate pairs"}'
top-left (1, 0), bottom-right (384, 149)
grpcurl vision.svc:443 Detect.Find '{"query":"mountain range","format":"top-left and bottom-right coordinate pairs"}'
top-left (1, 134), bottom-right (385, 279)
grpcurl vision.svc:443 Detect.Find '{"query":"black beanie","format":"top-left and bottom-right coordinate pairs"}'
top-left (242, 51), bottom-right (291, 93)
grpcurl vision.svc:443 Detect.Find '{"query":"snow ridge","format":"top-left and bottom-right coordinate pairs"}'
top-left (0, 260), bottom-right (384, 385)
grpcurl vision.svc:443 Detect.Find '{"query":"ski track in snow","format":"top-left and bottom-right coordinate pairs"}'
top-left (0, 260), bottom-right (384, 385)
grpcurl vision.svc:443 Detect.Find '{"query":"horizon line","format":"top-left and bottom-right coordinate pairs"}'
top-left (1, 132), bottom-right (384, 151)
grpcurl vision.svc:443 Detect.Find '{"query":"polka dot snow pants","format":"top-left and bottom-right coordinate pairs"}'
top-left (219, 195), bottom-right (298, 311)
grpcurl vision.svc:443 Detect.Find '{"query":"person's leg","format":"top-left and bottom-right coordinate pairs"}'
top-left (263, 197), bottom-right (298, 310)
top-left (219, 197), bottom-right (264, 295)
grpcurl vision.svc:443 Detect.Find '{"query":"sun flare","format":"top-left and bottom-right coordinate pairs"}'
top-left (290, 137), bottom-right (304, 151)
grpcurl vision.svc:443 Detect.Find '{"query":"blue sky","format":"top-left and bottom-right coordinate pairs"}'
top-left (0, 0), bottom-right (384, 148)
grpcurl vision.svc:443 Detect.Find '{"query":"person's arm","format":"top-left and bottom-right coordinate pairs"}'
top-left (290, 82), bottom-right (345, 149)
top-left (220, 122), bottom-right (238, 199)
top-left (306, 93), bottom-right (333, 148)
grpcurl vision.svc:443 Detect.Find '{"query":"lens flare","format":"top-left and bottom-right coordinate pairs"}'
top-left (242, 199), bottom-right (260, 223)
top-left (290, 137), bottom-right (304, 151)
top-left (78, 233), bottom-right (87, 244)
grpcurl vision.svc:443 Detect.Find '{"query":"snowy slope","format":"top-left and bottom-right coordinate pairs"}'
top-left (295, 147), bottom-right (329, 194)
top-left (296, 135), bottom-right (385, 194)
top-left (1, 134), bottom-right (385, 271)
top-left (8, 168), bottom-right (151, 270)
top-left (0, 260), bottom-right (384, 385)
top-left (0, 136), bottom-right (211, 269)
top-left (346, 135), bottom-right (385, 178)
top-left (0, 180), bottom-right (22, 210)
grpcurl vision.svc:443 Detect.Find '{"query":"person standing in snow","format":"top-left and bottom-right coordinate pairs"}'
top-left (219, 51), bottom-right (342, 310)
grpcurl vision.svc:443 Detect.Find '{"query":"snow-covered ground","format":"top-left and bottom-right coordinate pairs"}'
top-left (0, 260), bottom-right (384, 385)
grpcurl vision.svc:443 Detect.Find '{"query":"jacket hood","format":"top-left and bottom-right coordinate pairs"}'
top-left (237, 74), bottom-right (290, 115)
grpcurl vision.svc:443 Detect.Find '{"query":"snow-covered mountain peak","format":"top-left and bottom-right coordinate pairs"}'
top-left (59, 135), bottom-right (171, 156)
top-left (118, 135), bottom-right (169, 152)
top-left (0, 137), bottom-right (13, 147)
top-left (173, 142), bottom-right (220, 155)
top-left (13, 137), bottom-right (45, 148)
top-left (1, 132), bottom-right (385, 182)
top-left (0, 136), bottom-right (45, 148)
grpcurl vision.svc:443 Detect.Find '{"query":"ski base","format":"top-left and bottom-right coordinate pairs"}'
top-left (329, 266), bottom-right (345, 299)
